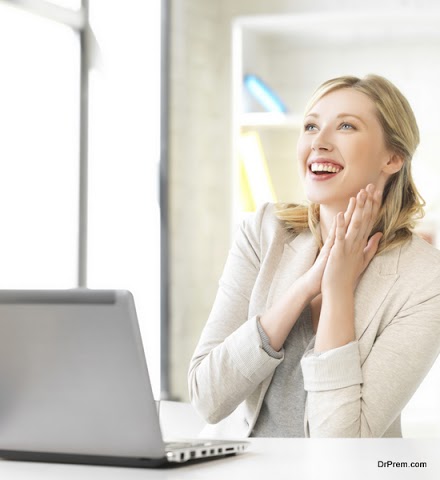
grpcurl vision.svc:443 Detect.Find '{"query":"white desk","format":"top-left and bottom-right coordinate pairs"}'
top-left (1, 438), bottom-right (440, 480)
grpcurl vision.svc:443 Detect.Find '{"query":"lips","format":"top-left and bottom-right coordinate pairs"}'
top-left (307, 158), bottom-right (344, 177)
top-left (307, 158), bottom-right (344, 181)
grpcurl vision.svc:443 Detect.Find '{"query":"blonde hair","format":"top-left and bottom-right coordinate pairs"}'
top-left (276, 74), bottom-right (425, 254)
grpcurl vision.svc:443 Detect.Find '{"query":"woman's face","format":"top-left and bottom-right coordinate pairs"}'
top-left (297, 88), bottom-right (394, 210)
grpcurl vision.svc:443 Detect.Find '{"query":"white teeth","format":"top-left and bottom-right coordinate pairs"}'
top-left (310, 163), bottom-right (341, 173)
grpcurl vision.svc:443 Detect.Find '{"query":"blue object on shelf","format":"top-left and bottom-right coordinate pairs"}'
top-left (243, 74), bottom-right (288, 113)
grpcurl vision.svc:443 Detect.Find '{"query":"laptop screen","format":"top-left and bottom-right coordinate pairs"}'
top-left (0, 289), bottom-right (165, 459)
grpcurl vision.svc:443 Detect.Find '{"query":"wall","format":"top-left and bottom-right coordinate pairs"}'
top-left (168, 0), bottom-right (231, 400)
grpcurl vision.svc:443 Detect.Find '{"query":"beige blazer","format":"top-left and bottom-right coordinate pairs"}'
top-left (188, 203), bottom-right (440, 438)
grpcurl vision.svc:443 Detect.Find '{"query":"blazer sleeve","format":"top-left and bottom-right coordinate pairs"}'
top-left (301, 271), bottom-right (440, 437)
top-left (188, 204), bottom-right (284, 425)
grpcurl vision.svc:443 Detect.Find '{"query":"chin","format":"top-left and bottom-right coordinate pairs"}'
top-left (304, 187), bottom-right (333, 205)
top-left (304, 188), bottom-right (348, 208)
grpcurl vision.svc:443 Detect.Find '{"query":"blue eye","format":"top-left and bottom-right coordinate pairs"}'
top-left (340, 122), bottom-right (354, 130)
top-left (304, 123), bottom-right (317, 132)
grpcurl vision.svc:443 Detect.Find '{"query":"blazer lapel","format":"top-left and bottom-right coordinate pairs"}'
top-left (354, 244), bottom-right (401, 342)
top-left (266, 230), bottom-right (318, 308)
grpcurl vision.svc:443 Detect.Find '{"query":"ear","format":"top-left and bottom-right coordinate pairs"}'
top-left (382, 152), bottom-right (404, 175)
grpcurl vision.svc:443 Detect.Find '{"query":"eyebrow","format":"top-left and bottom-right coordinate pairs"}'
top-left (305, 112), bottom-right (368, 127)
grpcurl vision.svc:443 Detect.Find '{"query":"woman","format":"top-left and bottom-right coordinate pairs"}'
top-left (188, 74), bottom-right (440, 438)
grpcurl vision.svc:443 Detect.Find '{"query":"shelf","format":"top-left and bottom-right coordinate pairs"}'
top-left (233, 10), bottom-right (440, 43)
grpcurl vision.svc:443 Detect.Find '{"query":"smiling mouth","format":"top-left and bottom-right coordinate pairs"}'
top-left (309, 163), bottom-right (343, 176)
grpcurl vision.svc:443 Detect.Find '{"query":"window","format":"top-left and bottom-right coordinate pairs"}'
top-left (0, 0), bottom-right (162, 397)
top-left (0, 3), bottom-right (79, 288)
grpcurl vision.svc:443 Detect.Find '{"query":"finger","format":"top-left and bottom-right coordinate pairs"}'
top-left (363, 184), bottom-right (380, 237)
top-left (318, 217), bottom-right (336, 259)
top-left (346, 189), bottom-right (367, 245)
top-left (314, 219), bottom-right (336, 278)
top-left (363, 232), bottom-right (383, 269)
top-left (372, 187), bottom-right (382, 220)
top-left (327, 216), bottom-right (337, 243)
top-left (335, 212), bottom-right (345, 244)
top-left (349, 185), bottom-right (378, 244)
top-left (360, 185), bottom-right (375, 241)
top-left (344, 197), bottom-right (356, 226)
top-left (365, 183), bottom-right (375, 195)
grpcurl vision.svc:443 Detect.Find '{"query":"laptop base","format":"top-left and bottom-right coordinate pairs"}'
top-left (0, 449), bottom-right (237, 469)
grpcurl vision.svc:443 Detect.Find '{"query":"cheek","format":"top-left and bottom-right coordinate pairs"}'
top-left (343, 132), bottom-right (387, 167)
top-left (343, 140), bottom-right (376, 169)
top-left (350, 147), bottom-right (386, 173)
top-left (296, 137), bottom-right (309, 173)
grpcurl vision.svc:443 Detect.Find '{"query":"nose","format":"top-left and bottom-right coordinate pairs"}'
top-left (311, 129), bottom-right (333, 152)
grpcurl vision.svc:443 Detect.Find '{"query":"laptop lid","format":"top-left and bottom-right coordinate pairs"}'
top-left (0, 289), bottom-right (166, 460)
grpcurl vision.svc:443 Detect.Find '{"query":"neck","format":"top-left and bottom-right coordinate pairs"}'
top-left (319, 202), bottom-right (349, 242)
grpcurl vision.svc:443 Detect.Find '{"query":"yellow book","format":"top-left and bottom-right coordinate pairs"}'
top-left (238, 131), bottom-right (277, 212)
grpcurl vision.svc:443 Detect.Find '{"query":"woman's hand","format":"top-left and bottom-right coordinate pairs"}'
top-left (321, 184), bottom-right (383, 295)
top-left (314, 184), bottom-right (382, 352)
top-left (301, 217), bottom-right (337, 300)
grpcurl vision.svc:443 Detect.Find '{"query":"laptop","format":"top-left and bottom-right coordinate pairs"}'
top-left (0, 289), bottom-right (248, 467)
